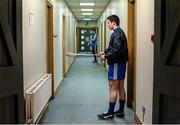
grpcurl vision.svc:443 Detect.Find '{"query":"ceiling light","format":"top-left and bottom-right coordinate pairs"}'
top-left (81, 9), bottom-right (93, 11)
top-left (82, 13), bottom-right (93, 15)
top-left (80, 3), bottom-right (95, 6)
top-left (83, 18), bottom-right (91, 20)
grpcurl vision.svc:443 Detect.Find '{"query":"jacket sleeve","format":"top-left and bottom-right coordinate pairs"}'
top-left (91, 34), bottom-right (97, 42)
top-left (104, 32), bottom-right (123, 59)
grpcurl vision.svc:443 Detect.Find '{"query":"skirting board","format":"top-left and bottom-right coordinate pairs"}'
top-left (54, 58), bottom-right (75, 96)
top-left (134, 113), bottom-right (143, 124)
top-left (36, 104), bottom-right (48, 124)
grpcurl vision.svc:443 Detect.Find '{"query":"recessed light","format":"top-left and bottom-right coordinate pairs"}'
top-left (82, 13), bottom-right (93, 15)
top-left (81, 9), bottom-right (93, 11)
top-left (83, 18), bottom-right (91, 20)
top-left (80, 3), bottom-right (95, 6)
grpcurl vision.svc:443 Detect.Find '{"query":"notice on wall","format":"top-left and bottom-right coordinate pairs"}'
top-left (29, 9), bottom-right (35, 26)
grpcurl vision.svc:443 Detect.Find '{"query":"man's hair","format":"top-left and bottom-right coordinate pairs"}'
top-left (107, 15), bottom-right (120, 26)
top-left (92, 29), bottom-right (96, 32)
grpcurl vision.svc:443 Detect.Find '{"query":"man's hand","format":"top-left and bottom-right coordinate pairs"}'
top-left (100, 54), bottom-right (105, 60)
top-left (98, 52), bottom-right (104, 55)
top-left (66, 52), bottom-right (75, 57)
top-left (98, 52), bottom-right (105, 60)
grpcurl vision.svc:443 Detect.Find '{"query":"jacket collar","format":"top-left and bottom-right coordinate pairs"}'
top-left (113, 27), bottom-right (120, 32)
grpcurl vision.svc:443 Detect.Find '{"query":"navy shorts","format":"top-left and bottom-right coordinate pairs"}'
top-left (108, 63), bottom-right (127, 80)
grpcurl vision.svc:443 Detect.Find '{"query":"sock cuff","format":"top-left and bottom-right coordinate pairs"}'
top-left (109, 102), bottom-right (116, 106)
top-left (119, 100), bottom-right (125, 103)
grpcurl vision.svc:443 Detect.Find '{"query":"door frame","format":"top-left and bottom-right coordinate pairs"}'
top-left (76, 27), bottom-right (79, 53)
top-left (62, 15), bottom-right (66, 77)
top-left (46, 0), bottom-right (54, 98)
top-left (103, 20), bottom-right (107, 67)
top-left (127, 0), bottom-right (137, 110)
top-left (101, 23), bottom-right (103, 52)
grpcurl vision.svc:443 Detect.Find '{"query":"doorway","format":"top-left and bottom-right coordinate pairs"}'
top-left (101, 23), bottom-right (103, 52)
top-left (127, 0), bottom-right (136, 110)
top-left (78, 28), bottom-right (93, 53)
top-left (62, 15), bottom-right (66, 77)
top-left (103, 20), bottom-right (107, 67)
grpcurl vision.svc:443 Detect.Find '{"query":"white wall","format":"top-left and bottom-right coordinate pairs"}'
top-left (23, 0), bottom-right (47, 90)
top-left (54, 0), bottom-right (76, 91)
top-left (53, 0), bottom-right (63, 92)
top-left (65, 11), bottom-right (76, 73)
top-left (23, 0), bottom-right (76, 92)
top-left (136, 0), bottom-right (154, 124)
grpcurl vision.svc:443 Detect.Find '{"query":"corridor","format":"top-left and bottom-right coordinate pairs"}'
top-left (0, 0), bottom-right (180, 124)
top-left (41, 57), bottom-right (135, 124)
top-left (40, 57), bottom-right (135, 124)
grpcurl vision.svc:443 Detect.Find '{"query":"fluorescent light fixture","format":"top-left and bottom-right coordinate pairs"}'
top-left (82, 13), bottom-right (93, 15)
top-left (81, 9), bottom-right (93, 11)
top-left (80, 3), bottom-right (95, 6)
top-left (83, 18), bottom-right (91, 20)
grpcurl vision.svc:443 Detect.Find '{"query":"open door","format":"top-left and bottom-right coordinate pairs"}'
top-left (46, 1), bottom-right (54, 98)
top-left (153, 0), bottom-right (180, 123)
top-left (0, 0), bottom-right (24, 123)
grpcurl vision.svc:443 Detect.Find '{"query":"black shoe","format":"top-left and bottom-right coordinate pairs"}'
top-left (114, 110), bottom-right (125, 118)
top-left (97, 113), bottom-right (114, 120)
top-left (92, 61), bottom-right (98, 63)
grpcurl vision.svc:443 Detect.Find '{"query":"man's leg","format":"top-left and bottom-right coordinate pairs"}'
top-left (119, 80), bottom-right (126, 100)
top-left (115, 80), bottom-right (126, 118)
top-left (97, 80), bottom-right (119, 119)
top-left (94, 45), bottom-right (97, 62)
top-left (109, 80), bottom-right (119, 102)
top-left (92, 46), bottom-right (96, 63)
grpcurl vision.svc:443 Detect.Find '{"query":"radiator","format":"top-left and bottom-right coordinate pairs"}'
top-left (25, 74), bottom-right (52, 124)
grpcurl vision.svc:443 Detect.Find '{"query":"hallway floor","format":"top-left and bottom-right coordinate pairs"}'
top-left (40, 57), bottom-right (135, 124)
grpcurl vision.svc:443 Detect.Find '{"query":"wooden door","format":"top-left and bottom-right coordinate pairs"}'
top-left (153, 0), bottom-right (180, 123)
top-left (46, 1), bottom-right (54, 98)
top-left (0, 0), bottom-right (24, 123)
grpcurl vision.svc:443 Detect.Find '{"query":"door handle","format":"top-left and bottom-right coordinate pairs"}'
top-left (53, 34), bottom-right (58, 38)
top-left (151, 34), bottom-right (156, 43)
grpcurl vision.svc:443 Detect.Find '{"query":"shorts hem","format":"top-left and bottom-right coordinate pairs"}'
top-left (108, 78), bottom-right (125, 81)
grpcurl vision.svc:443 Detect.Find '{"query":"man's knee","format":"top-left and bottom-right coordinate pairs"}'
top-left (111, 86), bottom-right (117, 92)
top-left (109, 80), bottom-right (119, 91)
top-left (119, 80), bottom-right (124, 88)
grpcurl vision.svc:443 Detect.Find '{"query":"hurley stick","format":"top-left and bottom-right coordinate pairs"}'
top-left (66, 52), bottom-right (100, 57)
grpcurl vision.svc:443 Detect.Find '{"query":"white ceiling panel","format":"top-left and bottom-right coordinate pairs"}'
top-left (65, 0), bottom-right (111, 21)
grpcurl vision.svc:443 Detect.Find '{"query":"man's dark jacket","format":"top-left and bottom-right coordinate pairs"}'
top-left (104, 27), bottom-right (128, 65)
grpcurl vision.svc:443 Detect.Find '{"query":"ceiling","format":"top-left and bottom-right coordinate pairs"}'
top-left (65, 0), bottom-right (111, 21)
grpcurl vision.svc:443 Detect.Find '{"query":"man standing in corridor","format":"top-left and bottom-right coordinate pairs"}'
top-left (90, 29), bottom-right (98, 63)
top-left (98, 15), bottom-right (128, 120)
